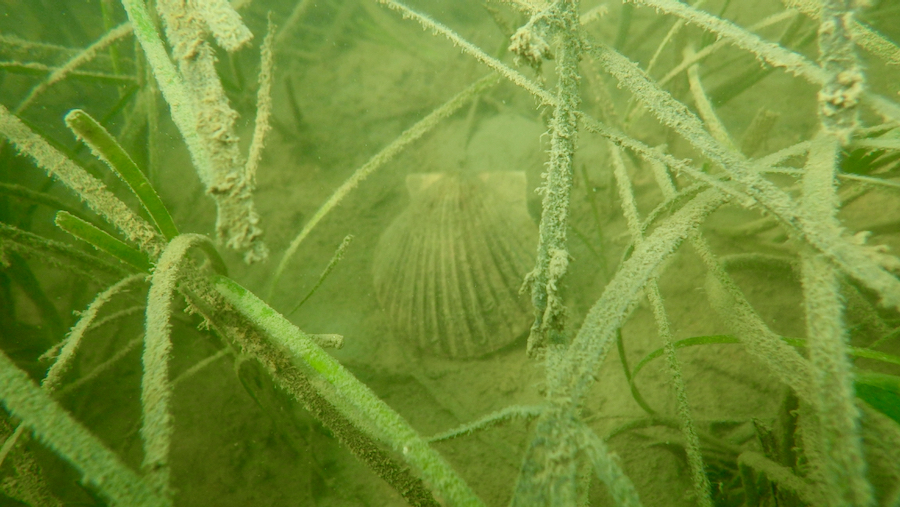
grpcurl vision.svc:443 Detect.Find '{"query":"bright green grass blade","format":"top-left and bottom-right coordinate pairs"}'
top-left (56, 211), bottom-right (152, 272)
top-left (854, 372), bottom-right (900, 425)
top-left (65, 109), bottom-right (179, 240)
top-left (213, 274), bottom-right (484, 507)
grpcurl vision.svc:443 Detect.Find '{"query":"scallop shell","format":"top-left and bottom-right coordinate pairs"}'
top-left (373, 171), bottom-right (537, 359)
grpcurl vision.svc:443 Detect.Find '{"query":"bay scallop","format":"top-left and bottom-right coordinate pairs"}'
top-left (373, 171), bottom-right (538, 359)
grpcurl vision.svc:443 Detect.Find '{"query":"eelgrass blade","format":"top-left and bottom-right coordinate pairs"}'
top-left (617, 330), bottom-right (658, 416)
top-left (810, 8), bottom-right (876, 493)
top-left (0, 425), bottom-right (26, 470)
top-left (376, 0), bottom-right (554, 105)
top-left (631, 334), bottom-right (900, 381)
top-left (141, 234), bottom-right (223, 497)
top-left (555, 188), bottom-right (728, 405)
top-left (154, 0), bottom-right (267, 263)
top-left (647, 282), bottom-right (713, 507)
top-left (587, 40), bottom-right (900, 310)
top-left (632, 335), bottom-right (739, 381)
top-left (0, 275), bottom-right (147, 483)
top-left (0, 61), bottom-right (135, 84)
top-left (524, 0), bottom-right (580, 355)
top-left (686, 53), bottom-right (736, 150)
top-left (511, 409), bottom-right (581, 507)
top-left (15, 22), bottom-right (133, 114)
top-left (611, 142), bottom-right (712, 507)
top-left (55, 211), bottom-right (153, 272)
top-left (510, 189), bottom-right (724, 505)
top-left (0, 181), bottom-right (94, 224)
top-left (854, 372), bottom-right (900, 425)
top-left (122, 0), bottom-right (268, 263)
top-left (579, 425), bottom-right (643, 507)
top-left (737, 451), bottom-right (823, 505)
top-left (214, 275), bottom-right (485, 507)
top-left (244, 16), bottom-right (275, 190)
top-left (778, 0), bottom-right (900, 66)
top-left (427, 405), bottom-right (544, 443)
top-left (700, 238), bottom-right (816, 404)
top-left (119, 0), bottom-right (212, 190)
top-left (0, 104), bottom-right (165, 259)
top-left (288, 234), bottom-right (353, 315)
top-left (57, 335), bottom-right (144, 398)
top-left (513, 409), bottom-right (643, 507)
top-left (513, 190), bottom-right (726, 507)
top-left (192, 0), bottom-right (253, 52)
top-left (43, 274), bottom-right (147, 393)
top-left (0, 221), bottom-right (128, 278)
top-left (0, 347), bottom-right (169, 507)
top-left (269, 74), bottom-right (499, 298)
top-left (186, 280), bottom-right (437, 507)
top-left (801, 135), bottom-right (872, 504)
top-left (65, 109), bottom-right (179, 240)
top-left (624, 0), bottom-right (900, 123)
top-left (1, 251), bottom-right (66, 342)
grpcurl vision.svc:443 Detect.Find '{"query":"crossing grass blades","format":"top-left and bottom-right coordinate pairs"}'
top-left (1, 0), bottom-right (900, 505)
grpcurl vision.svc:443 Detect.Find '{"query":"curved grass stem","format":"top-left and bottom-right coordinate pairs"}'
top-left (214, 275), bottom-right (484, 507)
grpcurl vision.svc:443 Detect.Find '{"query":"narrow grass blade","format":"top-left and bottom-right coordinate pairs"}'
top-left (556, 188), bottom-right (728, 405)
top-left (43, 274), bottom-right (146, 392)
top-left (16, 22), bottom-right (133, 114)
top-left (0, 347), bottom-right (169, 507)
top-left (288, 235), bottom-right (353, 315)
top-left (269, 74), bottom-right (498, 298)
top-left (55, 211), bottom-right (152, 272)
top-left (214, 275), bottom-right (484, 507)
top-left (140, 234), bottom-right (222, 497)
top-left (65, 109), bottom-right (179, 240)
top-left (0, 104), bottom-right (164, 258)
top-left (0, 221), bottom-right (128, 278)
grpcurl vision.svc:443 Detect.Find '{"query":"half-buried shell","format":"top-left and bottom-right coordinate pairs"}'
top-left (373, 171), bottom-right (537, 359)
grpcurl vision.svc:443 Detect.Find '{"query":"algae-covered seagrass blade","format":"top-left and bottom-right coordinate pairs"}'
top-left (373, 171), bottom-right (537, 359)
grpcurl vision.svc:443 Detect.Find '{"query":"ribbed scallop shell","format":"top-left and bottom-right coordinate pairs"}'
top-left (373, 171), bottom-right (537, 359)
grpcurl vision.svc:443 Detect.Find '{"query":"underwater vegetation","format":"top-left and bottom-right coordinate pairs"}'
top-left (1, 0), bottom-right (900, 505)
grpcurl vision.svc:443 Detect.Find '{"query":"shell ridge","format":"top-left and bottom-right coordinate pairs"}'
top-left (454, 184), bottom-right (494, 352)
top-left (393, 215), bottom-right (421, 329)
top-left (436, 181), bottom-right (464, 357)
top-left (402, 210), bottom-right (429, 345)
top-left (372, 171), bottom-right (539, 358)
top-left (472, 185), bottom-right (534, 335)
top-left (475, 193), bottom-right (529, 288)
top-left (478, 188), bottom-right (535, 276)
top-left (385, 210), bottom-right (429, 343)
top-left (466, 180), bottom-right (524, 348)
top-left (422, 190), bottom-right (445, 351)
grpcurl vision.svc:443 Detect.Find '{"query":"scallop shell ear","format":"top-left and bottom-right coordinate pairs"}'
top-left (373, 171), bottom-right (537, 359)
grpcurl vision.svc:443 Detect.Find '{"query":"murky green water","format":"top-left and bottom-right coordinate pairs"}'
top-left (1, 0), bottom-right (899, 505)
